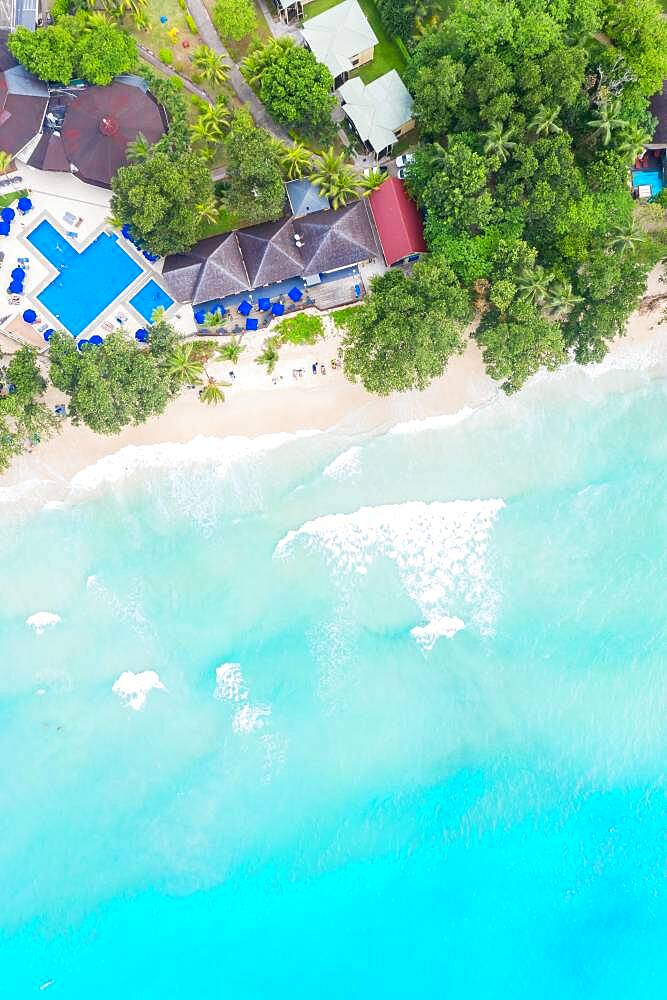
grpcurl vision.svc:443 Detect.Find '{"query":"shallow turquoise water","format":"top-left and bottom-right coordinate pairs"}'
top-left (2, 373), bottom-right (667, 998)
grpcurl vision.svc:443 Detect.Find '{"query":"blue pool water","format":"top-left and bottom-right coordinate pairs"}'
top-left (27, 221), bottom-right (143, 336)
top-left (631, 168), bottom-right (663, 196)
top-left (2, 368), bottom-right (667, 997)
top-left (130, 279), bottom-right (174, 322)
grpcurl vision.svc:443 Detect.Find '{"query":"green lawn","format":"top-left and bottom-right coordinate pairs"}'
top-left (0, 188), bottom-right (28, 210)
top-left (304, 0), bottom-right (407, 82)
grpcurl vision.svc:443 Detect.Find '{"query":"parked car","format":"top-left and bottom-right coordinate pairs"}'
top-left (395, 152), bottom-right (415, 170)
top-left (363, 165), bottom-right (389, 177)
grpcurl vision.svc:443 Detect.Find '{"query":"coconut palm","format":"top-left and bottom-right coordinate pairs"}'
top-left (529, 105), bottom-right (563, 137)
top-left (310, 148), bottom-right (360, 208)
top-left (587, 99), bottom-right (628, 146)
top-left (279, 141), bottom-right (313, 180)
top-left (481, 122), bottom-right (517, 164)
top-left (197, 101), bottom-right (230, 138)
top-left (606, 224), bottom-right (647, 256)
top-left (126, 132), bottom-right (151, 163)
top-left (617, 125), bottom-right (652, 163)
top-left (241, 37), bottom-right (293, 85)
top-left (203, 308), bottom-right (224, 329)
top-left (543, 279), bottom-right (583, 321)
top-left (87, 9), bottom-right (113, 27)
top-left (167, 342), bottom-right (204, 384)
top-left (0, 151), bottom-right (12, 174)
top-left (192, 45), bottom-right (228, 86)
top-left (133, 10), bottom-right (149, 31)
top-left (516, 265), bottom-right (552, 306)
top-left (218, 336), bottom-right (245, 364)
top-left (360, 168), bottom-right (385, 195)
top-left (117, 0), bottom-right (146, 16)
top-left (256, 336), bottom-right (280, 374)
top-left (199, 377), bottom-right (228, 405)
top-left (196, 199), bottom-right (219, 225)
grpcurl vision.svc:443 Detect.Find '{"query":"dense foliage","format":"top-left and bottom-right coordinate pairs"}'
top-left (48, 328), bottom-right (177, 435)
top-left (345, 0), bottom-right (667, 394)
top-left (275, 313), bottom-right (323, 345)
top-left (258, 44), bottom-right (335, 134)
top-left (223, 109), bottom-right (285, 222)
top-left (212, 0), bottom-right (256, 41)
top-left (0, 348), bottom-right (58, 471)
top-left (9, 16), bottom-right (137, 85)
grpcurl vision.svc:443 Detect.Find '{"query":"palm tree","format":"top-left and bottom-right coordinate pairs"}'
top-left (87, 9), bottom-right (112, 27)
top-left (106, 210), bottom-right (124, 230)
top-left (257, 336), bottom-right (280, 374)
top-left (310, 148), bottom-right (360, 208)
top-left (199, 377), bottom-right (228, 405)
top-left (126, 132), bottom-right (151, 163)
top-left (360, 168), bottom-right (385, 195)
top-left (168, 342), bottom-right (204, 384)
top-left (133, 10), bottom-right (150, 31)
top-left (117, 0), bottom-right (146, 16)
top-left (279, 141), bottom-right (313, 180)
top-left (196, 199), bottom-right (219, 225)
top-left (543, 279), bottom-right (583, 321)
top-left (192, 45), bottom-right (228, 86)
top-left (197, 101), bottom-right (230, 139)
top-left (203, 308), bottom-right (224, 329)
top-left (529, 105), bottom-right (563, 137)
top-left (218, 336), bottom-right (245, 364)
top-left (241, 37), bottom-right (293, 85)
top-left (481, 122), bottom-right (517, 164)
top-left (617, 125), bottom-right (652, 163)
top-left (606, 224), bottom-right (647, 256)
top-left (516, 265), bottom-right (552, 307)
top-left (0, 151), bottom-right (12, 174)
top-left (587, 99), bottom-right (628, 146)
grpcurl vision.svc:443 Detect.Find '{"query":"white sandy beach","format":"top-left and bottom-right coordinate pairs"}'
top-left (3, 267), bottom-right (667, 502)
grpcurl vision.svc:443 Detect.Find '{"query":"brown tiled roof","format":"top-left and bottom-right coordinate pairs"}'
top-left (0, 62), bottom-right (49, 156)
top-left (27, 131), bottom-right (70, 172)
top-left (236, 216), bottom-right (302, 287)
top-left (162, 232), bottom-right (249, 306)
top-left (298, 199), bottom-right (379, 275)
top-left (650, 81), bottom-right (667, 144)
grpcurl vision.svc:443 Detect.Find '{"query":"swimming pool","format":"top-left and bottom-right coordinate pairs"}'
top-left (27, 220), bottom-right (143, 336)
top-left (632, 168), bottom-right (663, 197)
top-left (130, 279), bottom-right (174, 322)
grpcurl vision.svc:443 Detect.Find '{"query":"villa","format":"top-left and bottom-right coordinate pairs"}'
top-left (338, 71), bottom-right (414, 158)
top-left (302, 0), bottom-right (378, 87)
top-left (368, 177), bottom-right (426, 266)
top-left (273, 0), bottom-right (314, 22)
top-left (631, 81), bottom-right (667, 200)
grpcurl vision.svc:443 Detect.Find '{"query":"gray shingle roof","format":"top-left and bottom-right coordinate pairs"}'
top-left (162, 232), bottom-right (249, 306)
top-left (298, 199), bottom-right (379, 275)
top-left (236, 216), bottom-right (303, 287)
top-left (650, 81), bottom-right (667, 144)
top-left (286, 178), bottom-right (330, 218)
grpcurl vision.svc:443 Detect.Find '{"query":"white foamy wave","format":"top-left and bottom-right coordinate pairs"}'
top-left (0, 478), bottom-right (54, 504)
top-left (25, 611), bottom-right (61, 635)
top-left (323, 446), bottom-right (362, 480)
top-left (112, 670), bottom-right (166, 711)
top-left (232, 703), bottom-right (271, 733)
top-left (388, 406), bottom-right (476, 436)
top-left (214, 662), bottom-right (248, 702)
top-left (276, 499), bottom-right (505, 647)
top-left (68, 431), bottom-right (320, 493)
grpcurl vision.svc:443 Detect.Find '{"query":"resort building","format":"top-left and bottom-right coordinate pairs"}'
top-left (162, 233), bottom-right (250, 307)
top-left (286, 178), bottom-right (330, 218)
top-left (368, 177), bottom-right (426, 266)
top-left (0, 32), bottom-right (49, 157)
top-left (338, 70), bottom-right (414, 158)
top-left (273, 0), bottom-right (314, 23)
top-left (0, 0), bottom-right (38, 31)
top-left (302, 0), bottom-right (378, 87)
top-left (631, 81), bottom-right (667, 199)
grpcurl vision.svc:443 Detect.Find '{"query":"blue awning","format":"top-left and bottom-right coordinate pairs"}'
top-left (22, 308), bottom-right (37, 323)
top-left (1, 207), bottom-right (15, 223)
top-left (245, 317), bottom-right (259, 331)
top-left (271, 301), bottom-right (285, 316)
top-left (288, 286), bottom-right (302, 302)
top-left (17, 197), bottom-right (32, 213)
top-left (257, 297), bottom-right (271, 311)
top-left (238, 299), bottom-right (252, 316)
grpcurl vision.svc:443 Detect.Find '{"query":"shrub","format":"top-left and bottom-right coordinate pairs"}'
top-left (159, 48), bottom-right (173, 64)
top-left (276, 313), bottom-right (323, 345)
top-left (212, 0), bottom-right (256, 41)
top-left (185, 12), bottom-right (197, 33)
top-left (178, 0), bottom-right (187, 8)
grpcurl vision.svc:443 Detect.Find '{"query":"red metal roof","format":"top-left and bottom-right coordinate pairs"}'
top-left (368, 177), bottom-right (427, 266)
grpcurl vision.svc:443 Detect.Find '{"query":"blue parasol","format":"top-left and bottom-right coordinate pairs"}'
top-left (0, 221), bottom-right (10, 236)
top-left (22, 308), bottom-right (37, 323)
top-left (257, 297), bottom-right (271, 311)
top-left (245, 317), bottom-right (259, 331)
top-left (8, 280), bottom-right (23, 293)
top-left (1, 206), bottom-right (15, 223)
top-left (237, 299), bottom-right (252, 316)
top-left (77, 339), bottom-right (90, 351)
top-left (11, 266), bottom-right (25, 279)
top-left (43, 328), bottom-right (54, 341)
top-left (271, 301), bottom-right (285, 316)
top-left (89, 334), bottom-right (104, 345)
top-left (135, 328), bottom-right (149, 343)
top-left (194, 309), bottom-right (206, 324)
top-left (17, 197), bottom-right (32, 213)
top-left (288, 286), bottom-right (302, 302)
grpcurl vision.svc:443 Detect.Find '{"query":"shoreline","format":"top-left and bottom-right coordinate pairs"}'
top-left (3, 284), bottom-right (667, 505)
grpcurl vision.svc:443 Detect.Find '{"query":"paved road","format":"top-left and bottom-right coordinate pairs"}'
top-left (185, 0), bottom-right (292, 143)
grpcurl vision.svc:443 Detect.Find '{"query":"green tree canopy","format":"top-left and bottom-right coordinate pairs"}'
top-left (8, 25), bottom-right (76, 83)
top-left (111, 148), bottom-right (213, 256)
top-left (212, 0), bottom-right (256, 41)
top-left (8, 18), bottom-right (136, 85)
top-left (223, 109), bottom-right (285, 222)
top-left (0, 347), bottom-right (58, 470)
top-left (75, 24), bottom-right (137, 86)
top-left (258, 46), bottom-right (335, 133)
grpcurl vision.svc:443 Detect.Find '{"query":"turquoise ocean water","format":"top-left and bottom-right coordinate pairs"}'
top-left (2, 368), bottom-right (667, 998)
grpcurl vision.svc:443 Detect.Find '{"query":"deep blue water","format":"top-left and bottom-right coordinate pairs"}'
top-left (1, 372), bottom-right (666, 998)
top-left (28, 221), bottom-right (143, 335)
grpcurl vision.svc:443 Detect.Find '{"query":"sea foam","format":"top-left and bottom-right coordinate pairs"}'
top-left (276, 499), bottom-right (505, 647)
top-left (112, 670), bottom-right (166, 711)
top-left (214, 663), bottom-right (248, 702)
top-left (323, 446), bottom-right (362, 480)
top-left (25, 611), bottom-right (61, 635)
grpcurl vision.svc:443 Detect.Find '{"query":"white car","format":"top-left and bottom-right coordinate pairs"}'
top-left (395, 152), bottom-right (414, 170)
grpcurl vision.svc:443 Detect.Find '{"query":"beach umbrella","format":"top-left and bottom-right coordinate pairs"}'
top-left (8, 280), bottom-right (23, 293)
top-left (11, 267), bottom-right (25, 279)
top-left (17, 197), bottom-right (32, 213)
top-left (135, 328), bottom-right (149, 343)
top-left (43, 328), bottom-right (54, 341)
top-left (22, 308), bottom-right (37, 323)
top-left (237, 299), bottom-right (252, 316)
top-left (77, 339), bottom-right (90, 351)
top-left (245, 317), bottom-right (259, 331)
top-left (0, 221), bottom-right (10, 236)
top-left (143, 251), bottom-right (159, 262)
top-left (1, 207), bottom-right (15, 223)
top-left (288, 286), bottom-right (302, 303)
top-left (271, 301), bottom-right (285, 316)
top-left (194, 309), bottom-right (206, 324)
top-left (257, 297), bottom-right (271, 311)
top-left (89, 334), bottom-right (104, 346)
top-left (121, 224), bottom-right (132, 239)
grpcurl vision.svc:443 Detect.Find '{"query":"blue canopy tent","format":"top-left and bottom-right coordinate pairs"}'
top-left (17, 197), bottom-right (32, 213)
top-left (135, 328), bottom-right (149, 343)
top-left (22, 308), bottom-right (37, 323)
top-left (0, 221), bottom-right (11, 236)
top-left (245, 317), bottom-right (259, 331)
top-left (1, 207), bottom-right (15, 223)
top-left (238, 299), bottom-right (252, 316)
top-left (43, 328), bottom-right (54, 341)
top-left (11, 267), bottom-right (25, 280)
top-left (8, 280), bottom-right (23, 293)
top-left (89, 334), bottom-right (104, 346)
top-left (257, 297), bottom-right (271, 311)
top-left (271, 301), bottom-right (285, 316)
top-left (194, 309), bottom-right (206, 324)
top-left (288, 286), bottom-right (302, 303)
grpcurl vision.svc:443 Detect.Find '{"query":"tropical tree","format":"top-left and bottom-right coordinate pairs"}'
top-left (258, 45), bottom-right (335, 132)
top-left (278, 141), bottom-right (313, 180)
top-left (543, 279), bottom-right (583, 321)
top-left (515, 265), bottom-right (552, 307)
top-left (218, 336), bottom-right (245, 363)
top-left (203, 308), bottom-right (225, 329)
top-left (529, 105), bottom-right (563, 137)
top-left (199, 377), bottom-right (228, 404)
top-left (587, 99), bottom-right (629, 145)
top-left (118, 0), bottom-right (146, 16)
top-left (241, 36), bottom-right (294, 85)
top-left (132, 10), bottom-right (150, 31)
top-left (196, 199), bottom-right (219, 225)
top-left (192, 45), bottom-right (228, 86)
top-left (310, 147), bottom-right (360, 208)
top-left (212, 0), bottom-right (256, 41)
top-left (360, 169), bottom-right (386, 195)
top-left (256, 336), bottom-right (280, 374)
top-left (0, 151), bottom-right (13, 174)
top-left (617, 125), bottom-right (652, 163)
top-left (126, 131), bottom-right (151, 163)
top-left (224, 109), bottom-right (285, 222)
top-left (196, 100), bottom-right (230, 139)
top-left (606, 224), bottom-right (647, 256)
top-left (167, 342), bottom-right (204, 384)
top-left (481, 121), bottom-right (517, 163)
